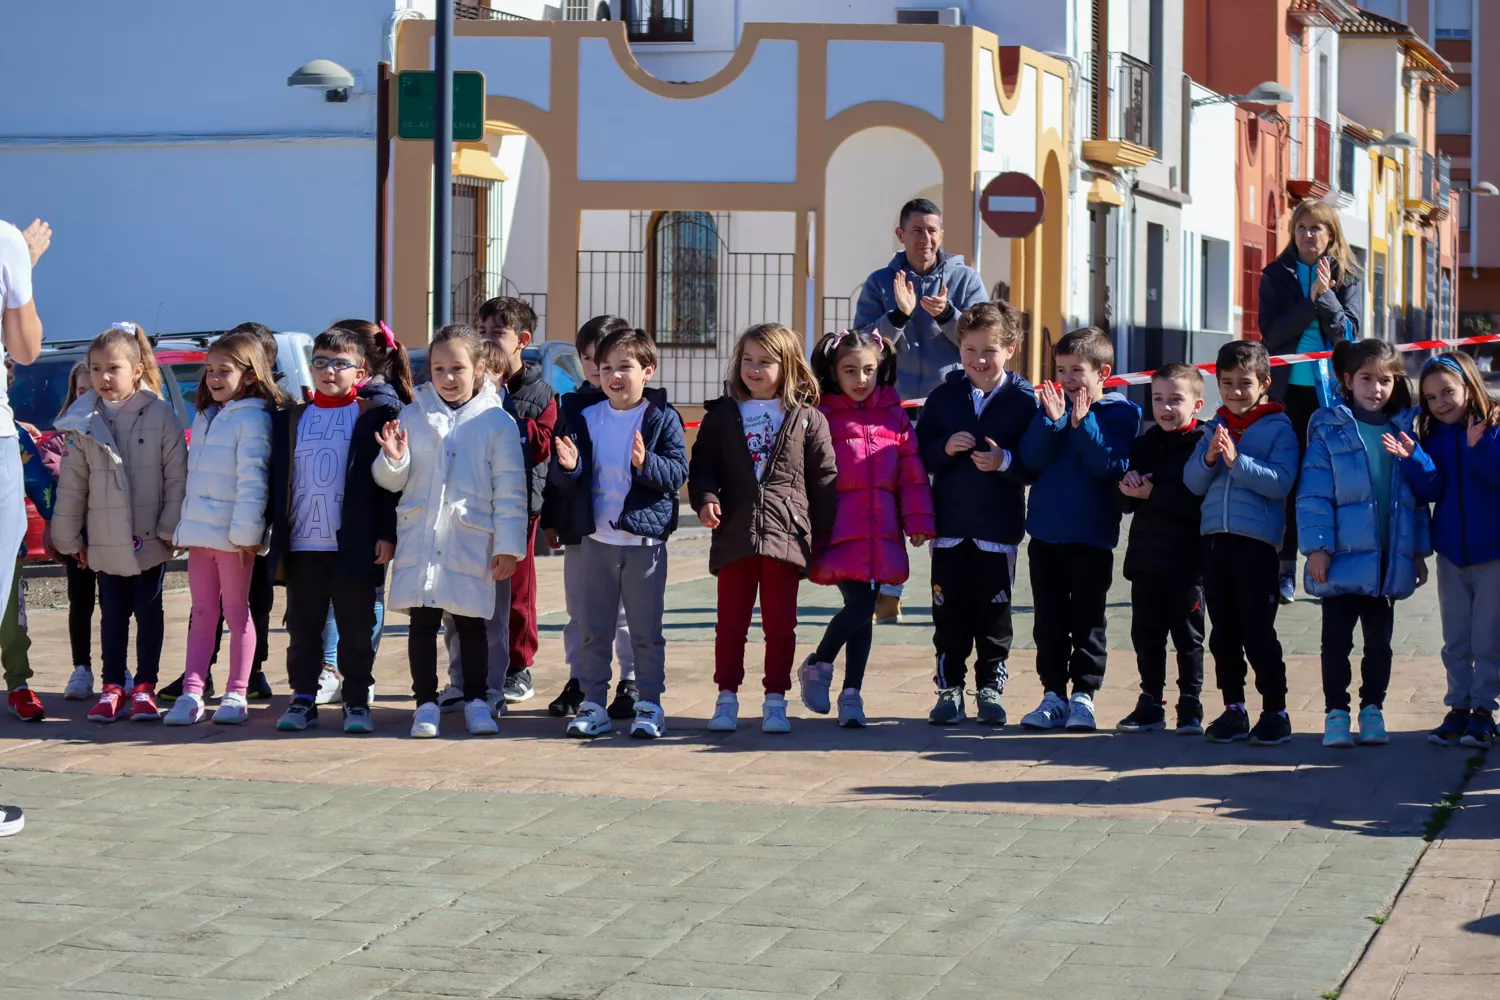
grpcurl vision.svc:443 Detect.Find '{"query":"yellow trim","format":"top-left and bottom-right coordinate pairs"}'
top-left (1087, 176), bottom-right (1124, 206)
top-left (453, 145), bottom-right (507, 182)
top-left (1082, 140), bottom-right (1155, 168)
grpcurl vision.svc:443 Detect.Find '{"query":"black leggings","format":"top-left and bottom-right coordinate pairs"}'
top-left (813, 581), bottom-right (879, 690)
top-left (1280, 384), bottom-right (1319, 563)
top-left (64, 556), bottom-right (96, 668)
top-left (408, 607), bottom-right (488, 705)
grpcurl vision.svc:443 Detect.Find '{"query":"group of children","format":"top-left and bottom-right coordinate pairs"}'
top-left (2, 296), bottom-right (1497, 749)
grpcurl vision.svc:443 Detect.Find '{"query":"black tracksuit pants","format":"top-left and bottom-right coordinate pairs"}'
top-left (1029, 540), bottom-right (1113, 697)
top-left (930, 541), bottom-right (1013, 691)
top-left (1320, 593), bottom-right (1394, 712)
top-left (1129, 571), bottom-right (1205, 717)
top-left (1202, 534), bottom-right (1288, 712)
top-left (284, 551), bottom-right (376, 708)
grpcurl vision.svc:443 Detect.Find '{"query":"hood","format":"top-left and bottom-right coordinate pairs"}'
top-left (508, 360), bottom-right (544, 390)
top-left (55, 387), bottom-right (160, 435)
top-left (359, 376), bottom-right (403, 407)
top-left (1092, 391), bottom-right (1135, 410)
top-left (413, 379), bottom-right (499, 417)
top-left (820, 385), bottom-right (902, 412)
top-left (887, 249), bottom-right (964, 278)
top-left (574, 384), bottom-right (670, 418)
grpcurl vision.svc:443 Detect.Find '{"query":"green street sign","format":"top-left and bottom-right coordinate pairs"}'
top-left (397, 70), bottom-right (485, 141)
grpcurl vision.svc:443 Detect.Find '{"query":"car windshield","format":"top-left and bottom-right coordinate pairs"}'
top-left (8, 356), bottom-right (80, 432)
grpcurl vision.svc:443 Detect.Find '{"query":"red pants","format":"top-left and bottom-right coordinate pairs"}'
top-left (714, 555), bottom-right (801, 695)
top-left (507, 517), bottom-right (540, 672)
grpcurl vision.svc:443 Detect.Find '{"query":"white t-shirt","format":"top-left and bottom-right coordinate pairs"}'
top-left (289, 402), bottom-right (358, 551)
top-left (0, 222), bottom-right (33, 439)
top-left (584, 399), bottom-right (658, 547)
top-left (738, 399), bottom-right (785, 482)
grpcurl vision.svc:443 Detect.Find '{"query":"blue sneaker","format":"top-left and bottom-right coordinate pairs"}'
top-left (1278, 570), bottom-right (1295, 605)
top-left (1322, 709), bottom-right (1354, 748)
top-left (1429, 709), bottom-right (1470, 746)
top-left (797, 656), bottom-right (834, 715)
top-left (928, 687), bottom-right (965, 725)
top-left (1357, 705), bottom-right (1388, 745)
top-left (276, 697), bottom-right (318, 732)
top-left (1460, 709), bottom-right (1495, 750)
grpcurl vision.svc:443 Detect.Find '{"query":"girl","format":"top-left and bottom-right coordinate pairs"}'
top-left (163, 332), bottom-right (282, 726)
top-left (372, 324), bottom-right (528, 739)
top-left (1258, 201), bottom-right (1364, 604)
top-left (51, 323), bottom-right (187, 723)
top-left (1296, 339), bottom-right (1430, 749)
top-left (1385, 352), bottom-right (1500, 750)
top-left (688, 323), bottom-right (838, 734)
top-left (802, 330), bottom-right (932, 728)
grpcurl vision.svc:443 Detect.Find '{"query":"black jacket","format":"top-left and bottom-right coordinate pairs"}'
top-left (549, 386), bottom-right (688, 544)
top-left (506, 361), bottom-right (557, 519)
top-left (1258, 248), bottom-right (1362, 400)
top-left (1115, 422), bottom-right (1207, 580)
top-left (914, 370), bottom-right (1039, 546)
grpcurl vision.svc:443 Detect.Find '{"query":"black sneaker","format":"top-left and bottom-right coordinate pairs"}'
top-left (974, 686), bottom-right (1006, 725)
top-left (276, 698), bottom-right (319, 732)
top-left (1249, 711), bottom-right (1293, 746)
top-left (928, 686), bottom-right (965, 725)
top-left (1175, 710), bottom-right (1205, 736)
top-left (1204, 706), bottom-right (1251, 743)
top-left (1116, 700), bottom-right (1166, 733)
top-left (245, 669), bottom-right (273, 701)
top-left (1460, 709), bottom-right (1495, 750)
top-left (157, 674), bottom-right (184, 703)
top-left (548, 678), bottom-right (585, 718)
top-left (607, 679), bottom-right (639, 720)
top-left (1429, 708), bottom-right (1471, 746)
top-left (502, 669), bottom-right (535, 704)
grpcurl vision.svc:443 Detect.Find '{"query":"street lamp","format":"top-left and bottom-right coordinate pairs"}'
top-left (1191, 81), bottom-right (1295, 108)
top-left (1377, 132), bottom-right (1420, 150)
top-left (1460, 181), bottom-right (1500, 197)
top-left (287, 59), bottom-right (355, 103)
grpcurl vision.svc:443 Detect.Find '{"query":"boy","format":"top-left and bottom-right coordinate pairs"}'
top-left (1184, 340), bottom-right (1300, 745)
top-left (268, 329), bottom-right (400, 734)
top-left (4, 397), bottom-right (54, 723)
top-left (1019, 327), bottom-right (1141, 731)
top-left (914, 301), bottom-right (1038, 725)
top-left (1114, 363), bottom-right (1208, 735)
top-left (548, 327), bottom-right (688, 739)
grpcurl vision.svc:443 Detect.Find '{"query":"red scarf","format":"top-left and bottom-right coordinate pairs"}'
top-left (312, 388), bottom-right (358, 408)
top-left (1168, 418), bottom-right (1199, 434)
top-left (1216, 401), bottom-right (1285, 440)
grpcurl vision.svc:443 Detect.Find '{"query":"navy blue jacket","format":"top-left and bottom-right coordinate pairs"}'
top-left (1115, 421), bottom-right (1207, 580)
top-left (1398, 417), bottom-right (1500, 568)
top-left (548, 386), bottom-right (688, 544)
top-left (1021, 391), bottom-right (1141, 548)
top-left (915, 370), bottom-right (1038, 545)
top-left (1258, 248), bottom-right (1362, 401)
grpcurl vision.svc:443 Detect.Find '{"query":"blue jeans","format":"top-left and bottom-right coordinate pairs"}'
top-left (321, 586), bottom-right (385, 666)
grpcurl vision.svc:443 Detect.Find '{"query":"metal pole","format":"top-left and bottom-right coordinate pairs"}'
top-left (376, 61), bottom-right (390, 324)
top-left (432, 0), bottom-right (453, 328)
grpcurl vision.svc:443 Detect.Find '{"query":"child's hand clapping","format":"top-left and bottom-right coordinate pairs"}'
top-left (375, 420), bottom-right (407, 462)
top-left (1215, 425), bottom-right (1238, 466)
top-left (945, 431), bottom-right (976, 456)
top-left (631, 431), bottom-right (647, 470)
top-left (1382, 431), bottom-right (1417, 459)
top-left (1118, 470), bottom-right (1154, 499)
top-left (556, 434), bottom-right (579, 471)
top-left (971, 437), bottom-right (1005, 472)
top-left (1037, 381), bottom-right (1066, 422)
top-left (1069, 388), bottom-right (1092, 428)
top-left (491, 554), bottom-right (518, 581)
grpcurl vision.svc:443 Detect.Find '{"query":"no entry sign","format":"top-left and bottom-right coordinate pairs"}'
top-left (980, 172), bottom-right (1046, 239)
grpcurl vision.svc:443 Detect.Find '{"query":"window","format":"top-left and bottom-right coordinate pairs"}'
top-left (562, 0), bottom-right (590, 18)
top-left (1317, 53), bottom-right (1330, 123)
top-left (1371, 253), bottom-right (1387, 340)
top-left (1240, 243), bottom-right (1264, 336)
top-left (1436, 0), bottom-right (1473, 38)
top-left (1437, 86), bottom-right (1472, 135)
top-left (648, 211), bottom-right (720, 346)
top-left (451, 177), bottom-right (504, 325)
top-left (624, 0), bottom-right (692, 42)
top-left (1461, 190), bottom-right (1472, 230)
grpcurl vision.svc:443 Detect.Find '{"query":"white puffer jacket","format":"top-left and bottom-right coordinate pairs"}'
top-left (173, 398), bottom-right (273, 552)
top-left (372, 382), bottom-right (528, 620)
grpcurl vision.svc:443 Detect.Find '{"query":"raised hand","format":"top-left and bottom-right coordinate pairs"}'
top-left (698, 502), bottom-right (722, 529)
top-left (1069, 388), bottom-right (1092, 428)
top-left (1311, 257), bottom-right (1332, 299)
top-left (920, 282), bottom-right (949, 318)
top-left (375, 420), bottom-right (407, 462)
top-left (971, 437), bottom-right (1004, 472)
top-left (22, 219), bottom-right (51, 266)
top-left (555, 434), bottom-right (579, 471)
top-left (1382, 431), bottom-right (1416, 459)
top-left (1468, 416), bottom-right (1486, 449)
top-left (1217, 425), bottom-right (1238, 466)
top-left (491, 554), bottom-right (518, 581)
top-left (1203, 426), bottom-right (1223, 466)
top-left (631, 430), bottom-right (647, 470)
top-left (1037, 381), bottom-right (1066, 422)
top-left (893, 270), bottom-right (918, 316)
top-left (944, 431), bottom-right (976, 456)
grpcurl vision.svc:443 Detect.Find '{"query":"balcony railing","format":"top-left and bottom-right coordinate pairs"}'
top-left (455, 2), bottom-right (530, 19)
top-left (1338, 130), bottom-right (1356, 193)
top-left (1438, 152), bottom-right (1451, 208)
top-left (625, 0), bottom-right (694, 43)
top-left (1312, 118), bottom-right (1331, 185)
top-left (1288, 118), bottom-right (1334, 202)
top-left (1117, 53), bottom-right (1153, 149)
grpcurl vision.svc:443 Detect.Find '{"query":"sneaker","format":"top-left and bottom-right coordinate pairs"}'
top-left (157, 674), bottom-right (184, 703)
top-left (631, 701), bottom-right (666, 740)
top-left (502, 668), bottom-right (535, 704)
top-left (762, 694), bottom-right (791, 734)
top-left (566, 701), bottom-right (612, 738)
top-left (1116, 700), bottom-right (1167, 733)
top-left (6, 687), bottom-right (44, 723)
top-left (410, 702), bottom-right (440, 739)
top-left (0, 803), bottom-right (22, 838)
top-left (314, 666), bottom-right (342, 705)
top-left (437, 684), bottom-right (466, 715)
top-left (1064, 692), bottom-right (1097, 731)
top-left (1204, 706), bottom-right (1251, 743)
top-left (342, 705), bottom-right (374, 734)
top-left (1021, 692), bottom-right (1069, 730)
top-left (797, 657), bottom-right (834, 715)
top-left (87, 685), bottom-right (126, 724)
top-left (1278, 570), bottom-right (1295, 605)
top-left (1250, 710), bottom-right (1293, 746)
top-left (928, 686), bottom-right (966, 725)
top-left (607, 679), bottom-right (640, 720)
top-left (213, 693), bottom-right (249, 726)
top-left (464, 699), bottom-right (498, 736)
top-left (163, 693), bottom-right (206, 726)
top-left (276, 698), bottom-right (318, 732)
top-left (487, 688), bottom-right (507, 718)
top-left (1460, 709), bottom-right (1496, 750)
top-left (873, 593), bottom-right (902, 624)
top-left (708, 692), bottom-right (739, 732)
top-left (129, 683), bottom-right (160, 723)
top-left (837, 689), bottom-right (866, 728)
top-left (245, 670), bottom-right (273, 701)
top-left (1357, 705), bottom-right (1389, 746)
top-left (974, 686), bottom-right (1007, 726)
top-left (1175, 711), bottom-right (1204, 736)
top-left (63, 665), bottom-right (94, 701)
top-left (548, 678), bottom-right (584, 717)
top-left (1429, 708), bottom-right (1470, 746)
top-left (1322, 709), bottom-right (1355, 748)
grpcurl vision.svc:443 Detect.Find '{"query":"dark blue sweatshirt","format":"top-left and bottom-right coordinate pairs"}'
top-left (1021, 390), bottom-right (1141, 548)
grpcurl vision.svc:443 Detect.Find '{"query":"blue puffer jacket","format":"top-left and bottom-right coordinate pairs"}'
top-left (1020, 391), bottom-right (1140, 548)
top-left (1397, 417), bottom-right (1500, 568)
top-left (1184, 408), bottom-right (1299, 547)
top-left (1296, 406), bottom-right (1431, 599)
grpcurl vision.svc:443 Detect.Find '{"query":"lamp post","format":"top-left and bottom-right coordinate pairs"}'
top-left (1189, 81), bottom-right (1295, 109)
top-left (433, 0), bottom-right (454, 327)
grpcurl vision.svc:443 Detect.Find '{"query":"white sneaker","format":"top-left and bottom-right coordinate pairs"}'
top-left (465, 699), bottom-right (499, 735)
top-left (63, 665), bottom-right (94, 700)
top-left (1021, 691), bottom-right (1069, 729)
top-left (314, 667), bottom-right (342, 705)
top-left (437, 684), bottom-right (465, 714)
top-left (762, 694), bottom-right (791, 734)
top-left (212, 692), bottom-right (250, 726)
top-left (566, 701), bottom-right (612, 739)
top-left (631, 701), bottom-right (666, 740)
top-left (163, 693), bottom-right (205, 726)
top-left (1065, 692), bottom-right (1097, 731)
top-left (410, 702), bottom-right (440, 739)
top-left (1323, 709), bottom-right (1355, 748)
top-left (708, 691), bottom-right (739, 732)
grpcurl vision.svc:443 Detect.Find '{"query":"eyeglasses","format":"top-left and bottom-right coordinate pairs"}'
top-left (311, 357), bottom-right (359, 372)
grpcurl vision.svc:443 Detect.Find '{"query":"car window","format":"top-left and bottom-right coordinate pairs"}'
top-left (7, 357), bottom-right (81, 432)
top-left (166, 363), bottom-right (204, 424)
top-left (556, 352), bottom-right (585, 389)
top-left (547, 360), bottom-right (579, 395)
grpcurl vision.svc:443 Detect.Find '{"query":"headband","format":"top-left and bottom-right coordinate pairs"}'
top-left (830, 329), bottom-right (884, 351)
top-left (378, 321), bottom-right (398, 351)
top-left (111, 321), bottom-right (137, 335)
top-left (1422, 354), bottom-right (1465, 379)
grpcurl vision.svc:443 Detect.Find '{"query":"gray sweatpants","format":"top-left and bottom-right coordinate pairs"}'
top-left (1437, 554), bottom-right (1500, 713)
top-left (575, 536), bottom-right (667, 707)
top-left (563, 543), bottom-right (635, 680)
top-left (444, 578), bottom-right (511, 694)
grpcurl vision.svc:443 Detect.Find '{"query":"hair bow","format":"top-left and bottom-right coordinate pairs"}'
top-left (378, 321), bottom-right (398, 350)
top-left (111, 321), bottom-right (137, 335)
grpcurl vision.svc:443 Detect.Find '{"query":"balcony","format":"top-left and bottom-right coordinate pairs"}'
top-left (1434, 153), bottom-right (1452, 219)
top-left (1082, 52), bottom-right (1156, 169)
top-left (454, 2), bottom-right (530, 19)
top-left (1338, 130), bottom-right (1356, 194)
top-left (1287, 118), bottom-right (1333, 203)
top-left (1406, 150), bottom-right (1437, 215)
top-left (625, 0), bottom-right (693, 43)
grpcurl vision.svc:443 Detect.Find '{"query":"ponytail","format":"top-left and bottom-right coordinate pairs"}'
top-left (332, 318), bottom-right (414, 404)
top-left (89, 322), bottom-right (162, 396)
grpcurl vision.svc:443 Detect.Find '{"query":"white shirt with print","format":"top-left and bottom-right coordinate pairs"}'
top-left (290, 402), bottom-right (358, 552)
top-left (738, 399), bottom-right (785, 483)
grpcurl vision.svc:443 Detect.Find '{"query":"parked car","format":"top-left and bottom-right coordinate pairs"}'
top-left (408, 341), bottom-right (584, 396)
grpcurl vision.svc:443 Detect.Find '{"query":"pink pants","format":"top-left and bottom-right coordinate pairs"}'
top-left (183, 547), bottom-right (255, 697)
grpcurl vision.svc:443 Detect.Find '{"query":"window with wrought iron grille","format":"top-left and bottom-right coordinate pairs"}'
top-left (451, 177), bottom-right (505, 326)
top-left (563, 0), bottom-right (591, 20)
top-left (648, 212), bottom-right (719, 346)
top-left (624, 0), bottom-right (693, 43)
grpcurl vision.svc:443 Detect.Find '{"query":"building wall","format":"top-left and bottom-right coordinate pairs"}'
top-left (1338, 41), bottom-right (1403, 136)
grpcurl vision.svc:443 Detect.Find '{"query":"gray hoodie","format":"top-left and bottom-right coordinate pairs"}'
top-left (853, 250), bottom-right (989, 401)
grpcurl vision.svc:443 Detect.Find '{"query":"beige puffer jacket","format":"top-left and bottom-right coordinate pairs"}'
top-left (51, 389), bottom-right (188, 577)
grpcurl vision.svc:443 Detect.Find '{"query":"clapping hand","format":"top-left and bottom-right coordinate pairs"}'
top-left (556, 434), bottom-right (579, 471)
top-left (1118, 470), bottom-right (1154, 499)
top-left (1069, 388), bottom-right (1092, 428)
top-left (631, 431), bottom-right (647, 470)
top-left (1037, 381), bottom-right (1066, 422)
top-left (374, 420), bottom-right (407, 462)
top-left (920, 283), bottom-right (949, 318)
top-left (1382, 431), bottom-right (1417, 459)
top-left (1311, 257), bottom-right (1333, 298)
top-left (1216, 425), bottom-right (1238, 466)
top-left (971, 437), bottom-right (1005, 472)
top-left (945, 431), bottom-right (976, 456)
top-left (22, 219), bottom-right (51, 266)
top-left (893, 270), bottom-right (918, 316)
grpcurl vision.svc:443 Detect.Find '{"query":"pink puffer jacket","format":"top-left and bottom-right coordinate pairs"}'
top-left (811, 387), bottom-right (934, 586)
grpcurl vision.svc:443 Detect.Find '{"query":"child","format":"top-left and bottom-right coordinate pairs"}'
top-left (372, 324), bottom-right (527, 738)
top-left (1018, 327), bottom-right (1141, 731)
top-left (267, 328), bottom-right (401, 734)
top-left (1386, 352), bottom-right (1500, 749)
top-left (803, 328), bottom-right (932, 728)
top-left (1184, 340), bottom-right (1300, 745)
top-left (913, 302), bottom-right (1035, 726)
top-left (689, 323), bottom-right (838, 734)
top-left (549, 327), bottom-right (688, 739)
top-left (1114, 364), bottom-right (1208, 735)
top-left (4, 372), bottom-right (55, 722)
top-left (163, 332), bottom-right (281, 726)
top-left (52, 322), bottom-right (188, 723)
top-left (1298, 339), bottom-right (1430, 748)
top-left (476, 296), bottom-right (557, 706)
top-left (542, 314), bottom-right (639, 719)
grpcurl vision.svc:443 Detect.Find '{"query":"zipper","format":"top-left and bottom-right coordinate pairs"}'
top-left (755, 408), bottom-right (798, 541)
top-left (1454, 429), bottom-right (1469, 565)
